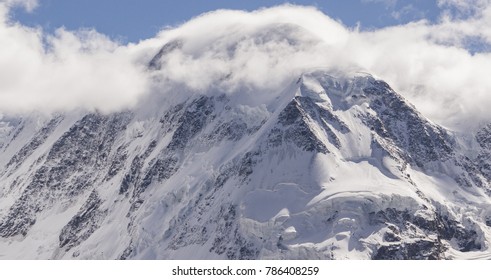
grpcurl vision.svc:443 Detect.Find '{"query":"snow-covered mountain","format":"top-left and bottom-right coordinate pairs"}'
top-left (2, 41), bottom-right (491, 260)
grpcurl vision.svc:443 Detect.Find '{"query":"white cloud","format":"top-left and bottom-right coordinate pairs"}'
top-left (0, 2), bottom-right (150, 114)
top-left (147, 4), bottom-right (491, 131)
top-left (1, 2), bottom-right (491, 132)
top-left (437, 0), bottom-right (491, 18)
top-left (149, 6), bottom-right (349, 93)
top-left (0, 0), bottom-right (38, 12)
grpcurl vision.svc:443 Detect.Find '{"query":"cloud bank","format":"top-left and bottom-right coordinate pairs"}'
top-left (1, 1), bottom-right (491, 131)
top-left (0, 1), bottom-right (150, 114)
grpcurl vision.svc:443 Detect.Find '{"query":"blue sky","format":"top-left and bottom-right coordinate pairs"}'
top-left (11, 0), bottom-right (442, 42)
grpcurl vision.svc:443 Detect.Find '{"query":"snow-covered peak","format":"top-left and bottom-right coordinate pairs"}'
top-left (1, 69), bottom-right (491, 260)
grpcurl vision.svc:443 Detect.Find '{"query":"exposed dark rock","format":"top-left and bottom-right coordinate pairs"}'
top-left (139, 156), bottom-right (178, 191)
top-left (105, 145), bottom-right (128, 181)
top-left (276, 98), bottom-right (329, 153)
top-left (167, 96), bottom-right (215, 151)
top-left (374, 239), bottom-right (444, 260)
top-left (362, 80), bottom-right (453, 169)
top-left (59, 191), bottom-right (107, 251)
top-left (6, 116), bottom-right (63, 171)
top-left (0, 113), bottom-right (130, 237)
top-left (369, 207), bottom-right (482, 259)
top-left (210, 204), bottom-right (259, 260)
top-left (148, 40), bottom-right (183, 70)
top-left (119, 140), bottom-right (158, 195)
top-left (476, 124), bottom-right (491, 149)
top-left (119, 243), bottom-right (134, 260)
top-left (208, 119), bottom-right (248, 142)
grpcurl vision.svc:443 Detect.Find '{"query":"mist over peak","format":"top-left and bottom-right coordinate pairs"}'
top-left (1, 3), bottom-right (491, 131)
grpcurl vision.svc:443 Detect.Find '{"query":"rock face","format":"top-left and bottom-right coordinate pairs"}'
top-left (1, 69), bottom-right (491, 260)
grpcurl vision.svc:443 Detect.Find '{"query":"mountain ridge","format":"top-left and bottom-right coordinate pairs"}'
top-left (1, 70), bottom-right (491, 259)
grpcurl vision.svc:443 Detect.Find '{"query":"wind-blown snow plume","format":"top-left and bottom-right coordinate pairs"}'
top-left (1, 2), bottom-right (491, 130)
